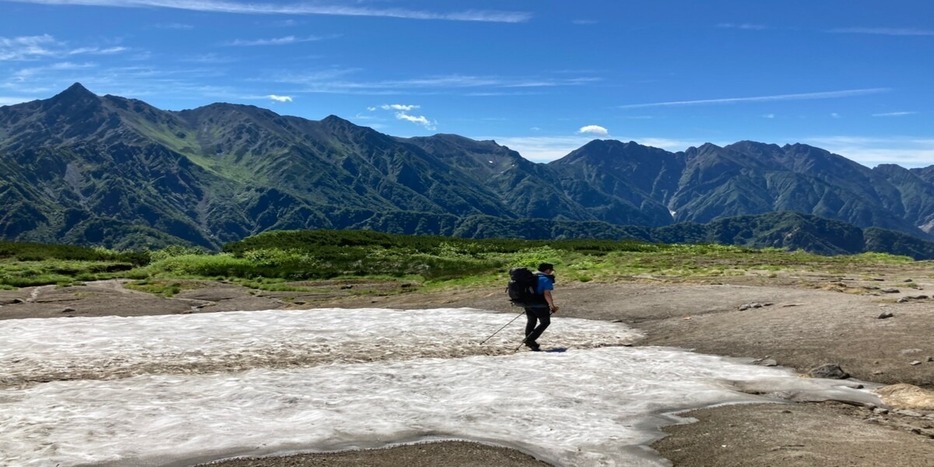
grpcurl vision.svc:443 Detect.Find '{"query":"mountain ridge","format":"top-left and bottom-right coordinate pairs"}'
top-left (2, 83), bottom-right (933, 257)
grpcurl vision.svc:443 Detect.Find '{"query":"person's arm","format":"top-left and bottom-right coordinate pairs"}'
top-left (543, 290), bottom-right (558, 313)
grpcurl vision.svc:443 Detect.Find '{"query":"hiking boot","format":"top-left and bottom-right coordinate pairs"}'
top-left (524, 340), bottom-right (541, 351)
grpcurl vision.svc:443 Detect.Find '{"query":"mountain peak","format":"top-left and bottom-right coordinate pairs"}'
top-left (57, 82), bottom-right (96, 99)
top-left (321, 114), bottom-right (353, 126)
top-left (46, 82), bottom-right (100, 112)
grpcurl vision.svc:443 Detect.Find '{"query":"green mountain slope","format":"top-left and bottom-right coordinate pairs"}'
top-left (2, 83), bottom-right (934, 257)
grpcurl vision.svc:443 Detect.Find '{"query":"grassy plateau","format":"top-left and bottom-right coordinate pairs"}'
top-left (1, 230), bottom-right (929, 299)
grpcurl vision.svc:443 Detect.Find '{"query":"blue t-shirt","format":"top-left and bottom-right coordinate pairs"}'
top-left (535, 273), bottom-right (554, 295)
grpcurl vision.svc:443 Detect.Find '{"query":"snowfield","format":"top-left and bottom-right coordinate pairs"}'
top-left (0, 308), bottom-right (880, 466)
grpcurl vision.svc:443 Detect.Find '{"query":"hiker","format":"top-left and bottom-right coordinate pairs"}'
top-left (523, 262), bottom-right (558, 351)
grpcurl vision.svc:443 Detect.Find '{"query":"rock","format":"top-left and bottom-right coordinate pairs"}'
top-left (877, 384), bottom-right (934, 410)
top-left (878, 311), bottom-right (895, 319)
top-left (881, 288), bottom-right (900, 294)
top-left (760, 359), bottom-right (778, 367)
top-left (898, 295), bottom-right (929, 303)
top-left (910, 360), bottom-right (922, 366)
top-left (808, 363), bottom-right (849, 379)
top-left (61, 307), bottom-right (76, 313)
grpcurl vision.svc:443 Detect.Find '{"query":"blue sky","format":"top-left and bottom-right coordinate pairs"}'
top-left (1, 0), bottom-right (932, 168)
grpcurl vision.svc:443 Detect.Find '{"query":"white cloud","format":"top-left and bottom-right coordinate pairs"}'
top-left (619, 88), bottom-right (890, 109)
top-left (227, 35), bottom-right (325, 46)
top-left (1, 34), bottom-right (129, 61)
top-left (67, 46), bottom-right (128, 55)
top-left (872, 111), bottom-right (916, 117)
top-left (0, 96), bottom-right (31, 105)
top-left (382, 104), bottom-right (419, 111)
top-left (267, 71), bottom-right (599, 95)
top-left (12, 61), bottom-right (95, 80)
top-left (9, 0), bottom-right (532, 23)
top-left (155, 22), bottom-right (194, 30)
top-left (396, 112), bottom-right (436, 130)
top-left (829, 27), bottom-right (934, 36)
top-left (0, 34), bottom-right (57, 60)
top-left (717, 23), bottom-right (768, 30)
top-left (578, 125), bottom-right (608, 136)
top-left (804, 135), bottom-right (934, 168)
top-left (267, 94), bottom-right (292, 102)
top-left (368, 103), bottom-right (435, 130)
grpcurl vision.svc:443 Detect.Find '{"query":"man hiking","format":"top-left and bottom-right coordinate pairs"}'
top-left (523, 263), bottom-right (559, 351)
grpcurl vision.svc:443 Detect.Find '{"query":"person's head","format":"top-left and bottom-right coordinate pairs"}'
top-left (538, 263), bottom-right (555, 274)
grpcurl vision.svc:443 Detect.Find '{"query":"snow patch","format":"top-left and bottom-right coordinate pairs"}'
top-left (0, 308), bottom-right (879, 467)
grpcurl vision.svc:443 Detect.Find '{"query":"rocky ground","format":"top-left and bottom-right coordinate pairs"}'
top-left (2, 266), bottom-right (933, 466)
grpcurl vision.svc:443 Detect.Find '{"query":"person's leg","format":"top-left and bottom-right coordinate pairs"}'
top-left (524, 307), bottom-right (537, 341)
top-left (526, 306), bottom-right (551, 343)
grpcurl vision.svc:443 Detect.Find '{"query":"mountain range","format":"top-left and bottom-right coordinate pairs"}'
top-left (2, 83), bottom-right (934, 258)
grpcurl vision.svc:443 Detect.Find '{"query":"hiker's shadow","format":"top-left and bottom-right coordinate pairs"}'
top-left (544, 347), bottom-right (568, 353)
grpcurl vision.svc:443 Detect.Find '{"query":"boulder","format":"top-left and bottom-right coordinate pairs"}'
top-left (808, 363), bottom-right (849, 379)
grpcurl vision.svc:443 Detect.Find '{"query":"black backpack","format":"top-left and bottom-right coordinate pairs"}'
top-left (506, 267), bottom-right (537, 305)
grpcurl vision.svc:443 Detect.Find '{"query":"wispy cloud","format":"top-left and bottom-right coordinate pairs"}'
top-left (226, 35), bottom-right (327, 46)
top-left (267, 94), bottom-right (292, 103)
top-left (154, 22), bottom-right (194, 30)
top-left (396, 112), bottom-right (436, 130)
top-left (381, 104), bottom-right (419, 111)
top-left (273, 72), bottom-right (599, 95)
top-left (0, 34), bottom-right (57, 60)
top-left (1, 34), bottom-right (129, 61)
top-left (7, 0), bottom-right (532, 22)
top-left (619, 88), bottom-right (890, 109)
top-left (0, 96), bottom-right (31, 105)
top-left (829, 27), bottom-right (934, 36)
top-left (68, 46), bottom-right (128, 55)
top-left (12, 61), bottom-right (96, 80)
top-left (717, 23), bottom-right (768, 30)
top-left (872, 111), bottom-right (916, 117)
top-left (805, 136), bottom-right (934, 168)
top-left (369, 102), bottom-right (435, 130)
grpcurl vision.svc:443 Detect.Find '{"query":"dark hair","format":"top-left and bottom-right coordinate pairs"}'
top-left (538, 262), bottom-right (554, 272)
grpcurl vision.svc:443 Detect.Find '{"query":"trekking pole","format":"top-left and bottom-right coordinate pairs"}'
top-left (479, 310), bottom-right (525, 345)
